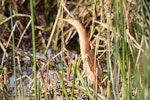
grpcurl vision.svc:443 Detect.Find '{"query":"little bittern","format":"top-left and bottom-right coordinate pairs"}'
top-left (61, 18), bottom-right (98, 84)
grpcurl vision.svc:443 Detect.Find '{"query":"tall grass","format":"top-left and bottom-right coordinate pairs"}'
top-left (0, 0), bottom-right (150, 99)
top-left (30, 0), bottom-right (37, 99)
top-left (9, 5), bottom-right (17, 99)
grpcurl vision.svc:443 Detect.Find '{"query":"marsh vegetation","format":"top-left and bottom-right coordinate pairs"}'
top-left (0, 0), bottom-right (150, 100)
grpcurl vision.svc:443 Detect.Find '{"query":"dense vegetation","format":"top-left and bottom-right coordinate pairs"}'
top-left (0, 0), bottom-right (150, 99)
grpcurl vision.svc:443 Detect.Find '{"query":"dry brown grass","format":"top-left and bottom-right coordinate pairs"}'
top-left (0, 0), bottom-right (150, 99)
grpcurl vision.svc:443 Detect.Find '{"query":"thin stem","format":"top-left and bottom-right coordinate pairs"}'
top-left (29, 0), bottom-right (37, 99)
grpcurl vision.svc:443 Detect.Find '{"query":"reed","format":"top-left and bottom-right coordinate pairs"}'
top-left (0, 0), bottom-right (149, 99)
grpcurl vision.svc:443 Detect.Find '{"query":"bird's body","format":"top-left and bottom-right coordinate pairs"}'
top-left (62, 18), bottom-right (99, 85)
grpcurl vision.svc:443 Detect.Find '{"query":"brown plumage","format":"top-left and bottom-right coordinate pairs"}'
top-left (61, 18), bottom-right (101, 87)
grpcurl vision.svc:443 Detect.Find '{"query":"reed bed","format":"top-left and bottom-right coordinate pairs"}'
top-left (0, 0), bottom-right (150, 100)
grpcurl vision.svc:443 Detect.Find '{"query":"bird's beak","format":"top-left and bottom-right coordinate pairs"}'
top-left (59, 18), bottom-right (73, 24)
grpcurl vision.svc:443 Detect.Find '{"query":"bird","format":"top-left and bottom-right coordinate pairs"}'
top-left (61, 18), bottom-right (101, 87)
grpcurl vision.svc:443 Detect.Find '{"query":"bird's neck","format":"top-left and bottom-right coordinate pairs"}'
top-left (75, 24), bottom-right (91, 59)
